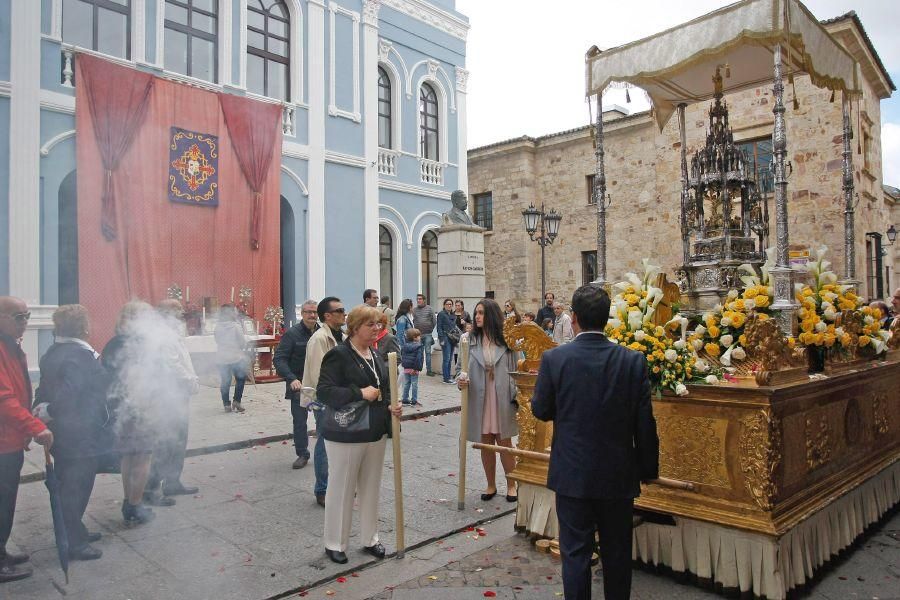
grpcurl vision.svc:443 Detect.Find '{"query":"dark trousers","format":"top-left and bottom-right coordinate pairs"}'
top-left (291, 397), bottom-right (310, 458)
top-left (0, 451), bottom-right (24, 552)
top-left (556, 494), bottom-right (634, 600)
top-left (55, 455), bottom-right (98, 549)
top-left (147, 412), bottom-right (189, 490)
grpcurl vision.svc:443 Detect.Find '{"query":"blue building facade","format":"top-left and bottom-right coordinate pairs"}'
top-left (0, 0), bottom-right (468, 366)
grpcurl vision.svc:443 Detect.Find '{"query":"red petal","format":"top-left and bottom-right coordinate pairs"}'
top-left (336, 577), bottom-right (347, 583)
top-left (483, 592), bottom-right (496, 597)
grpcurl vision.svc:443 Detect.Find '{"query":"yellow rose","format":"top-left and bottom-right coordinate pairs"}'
top-left (708, 325), bottom-right (721, 338)
top-left (858, 335), bottom-right (871, 347)
top-left (743, 287), bottom-right (759, 299)
top-left (754, 295), bottom-right (770, 308)
top-left (786, 337), bottom-right (796, 348)
top-left (705, 343), bottom-right (721, 357)
top-left (739, 334), bottom-right (747, 346)
top-left (730, 313), bottom-right (746, 328)
top-left (757, 314), bottom-right (769, 321)
top-left (823, 333), bottom-right (836, 347)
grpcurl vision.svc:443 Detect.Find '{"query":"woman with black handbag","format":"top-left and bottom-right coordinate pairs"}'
top-left (317, 305), bottom-right (403, 564)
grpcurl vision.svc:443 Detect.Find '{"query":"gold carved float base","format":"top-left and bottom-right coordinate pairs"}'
top-left (633, 460), bottom-right (900, 600)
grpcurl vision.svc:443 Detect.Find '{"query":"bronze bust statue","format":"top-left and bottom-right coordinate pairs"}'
top-left (441, 190), bottom-right (476, 226)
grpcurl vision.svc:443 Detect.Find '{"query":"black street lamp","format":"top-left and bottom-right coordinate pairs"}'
top-left (887, 224), bottom-right (897, 245)
top-left (522, 202), bottom-right (562, 301)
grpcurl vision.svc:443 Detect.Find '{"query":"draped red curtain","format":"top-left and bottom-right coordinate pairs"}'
top-left (219, 94), bottom-right (282, 250)
top-left (76, 54), bottom-right (154, 241)
top-left (76, 59), bottom-right (281, 347)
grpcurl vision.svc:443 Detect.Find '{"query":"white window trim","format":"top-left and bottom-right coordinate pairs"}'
top-left (416, 76), bottom-right (448, 164)
top-left (240, 0), bottom-right (303, 103)
top-left (327, 1), bottom-right (360, 122)
top-left (377, 60), bottom-right (402, 152)
top-left (51, 0), bottom-right (145, 62)
top-left (416, 223), bottom-right (441, 300)
top-left (378, 219), bottom-right (404, 305)
top-left (156, 0), bottom-right (232, 86)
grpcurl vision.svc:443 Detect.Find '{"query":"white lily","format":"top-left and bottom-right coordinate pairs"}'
top-left (705, 375), bottom-right (719, 384)
top-left (674, 339), bottom-right (686, 350)
top-left (815, 321), bottom-right (827, 333)
top-left (692, 338), bottom-right (704, 351)
top-left (665, 349), bottom-right (678, 363)
top-left (675, 383), bottom-right (688, 396)
top-left (720, 346), bottom-right (733, 367)
top-left (694, 359), bottom-right (710, 373)
top-left (634, 330), bottom-right (646, 342)
top-left (694, 324), bottom-right (707, 336)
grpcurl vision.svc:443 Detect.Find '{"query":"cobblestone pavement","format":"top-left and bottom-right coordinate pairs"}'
top-left (296, 508), bottom-right (900, 600)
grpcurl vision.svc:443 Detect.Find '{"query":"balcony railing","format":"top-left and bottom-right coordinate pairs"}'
top-left (377, 148), bottom-right (398, 176)
top-left (282, 105), bottom-right (296, 137)
top-left (420, 158), bottom-right (443, 185)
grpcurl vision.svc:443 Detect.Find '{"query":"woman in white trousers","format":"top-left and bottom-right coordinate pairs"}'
top-left (316, 305), bottom-right (402, 564)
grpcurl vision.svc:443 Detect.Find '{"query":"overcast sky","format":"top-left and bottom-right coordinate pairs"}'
top-left (454, 0), bottom-right (900, 186)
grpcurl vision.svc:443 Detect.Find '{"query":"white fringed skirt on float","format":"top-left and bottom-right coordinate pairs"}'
top-left (515, 460), bottom-right (900, 600)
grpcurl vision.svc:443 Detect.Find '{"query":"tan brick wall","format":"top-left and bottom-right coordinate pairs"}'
top-left (469, 74), bottom-right (895, 313)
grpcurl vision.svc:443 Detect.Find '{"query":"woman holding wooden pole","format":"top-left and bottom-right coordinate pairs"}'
top-left (316, 305), bottom-right (402, 565)
top-left (457, 299), bottom-right (519, 503)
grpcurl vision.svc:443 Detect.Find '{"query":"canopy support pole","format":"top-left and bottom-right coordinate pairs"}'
top-left (678, 103), bottom-right (691, 265)
top-left (593, 92), bottom-right (609, 287)
top-left (769, 45), bottom-right (798, 335)
top-left (840, 93), bottom-right (859, 290)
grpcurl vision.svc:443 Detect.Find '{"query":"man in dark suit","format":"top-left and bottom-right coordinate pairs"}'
top-left (532, 284), bottom-right (659, 600)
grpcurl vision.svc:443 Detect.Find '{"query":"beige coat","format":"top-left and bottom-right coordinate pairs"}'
top-left (465, 337), bottom-right (519, 442)
top-left (301, 326), bottom-right (340, 390)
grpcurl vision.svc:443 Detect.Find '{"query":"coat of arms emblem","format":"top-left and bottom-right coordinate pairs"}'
top-left (168, 127), bottom-right (219, 206)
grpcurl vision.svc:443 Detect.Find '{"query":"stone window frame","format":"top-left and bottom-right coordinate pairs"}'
top-left (472, 192), bottom-right (493, 231)
top-left (581, 250), bottom-right (597, 286)
top-left (586, 174), bottom-right (597, 205)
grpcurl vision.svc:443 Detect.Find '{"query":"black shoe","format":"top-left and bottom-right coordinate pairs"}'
top-left (69, 544), bottom-right (103, 561)
top-left (363, 543), bottom-right (386, 559)
top-left (122, 501), bottom-right (155, 525)
top-left (506, 494), bottom-right (518, 503)
top-left (0, 562), bottom-right (32, 582)
top-left (163, 482), bottom-right (199, 496)
top-left (480, 490), bottom-right (497, 501)
top-left (86, 531), bottom-right (102, 543)
top-left (0, 550), bottom-right (29, 566)
top-left (293, 456), bottom-right (309, 469)
top-left (316, 494), bottom-right (326, 507)
top-left (426, 371), bottom-right (436, 376)
top-left (144, 490), bottom-right (176, 506)
top-left (325, 549), bottom-right (348, 564)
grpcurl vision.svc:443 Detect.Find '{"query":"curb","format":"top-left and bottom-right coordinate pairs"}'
top-left (19, 404), bottom-right (462, 485)
top-left (262, 507), bottom-right (517, 600)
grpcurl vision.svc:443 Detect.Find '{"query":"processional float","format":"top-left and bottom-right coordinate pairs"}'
top-left (471, 2), bottom-right (900, 599)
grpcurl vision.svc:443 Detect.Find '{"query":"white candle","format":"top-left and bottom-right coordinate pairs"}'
top-left (230, 287), bottom-right (235, 303)
top-left (273, 318), bottom-right (277, 334)
top-left (202, 306), bottom-right (206, 322)
top-left (255, 320), bottom-right (259, 333)
top-left (185, 286), bottom-right (190, 303)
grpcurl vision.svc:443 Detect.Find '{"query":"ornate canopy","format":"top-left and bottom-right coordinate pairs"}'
top-left (585, 0), bottom-right (860, 130)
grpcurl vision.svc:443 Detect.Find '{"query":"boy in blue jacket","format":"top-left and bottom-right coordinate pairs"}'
top-left (400, 328), bottom-right (424, 406)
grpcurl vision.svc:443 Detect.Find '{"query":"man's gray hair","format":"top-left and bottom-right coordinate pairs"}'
top-left (301, 299), bottom-right (318, 309)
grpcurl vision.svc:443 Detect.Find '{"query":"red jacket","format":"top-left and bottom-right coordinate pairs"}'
top-left (0, 335), bottom-right (46, 453)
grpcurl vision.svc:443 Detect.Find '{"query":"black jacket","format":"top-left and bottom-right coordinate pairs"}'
top-left (531, 332), bottom-right (659, 499)
top-left (536, 305), bottom-right (555, 328)
top-left (36, 341), bottom-right (112, 458)
top-left (274, 321), bottom-right (318, 399)
top-left (317, 340), bottom-right (392, 443)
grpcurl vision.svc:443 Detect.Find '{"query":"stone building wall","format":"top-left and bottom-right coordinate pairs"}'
top-left (469, 27), bottom-right (895, 312)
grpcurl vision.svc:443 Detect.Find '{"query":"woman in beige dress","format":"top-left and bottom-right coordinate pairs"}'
top-left (458, 299), bottom-right (519, 502)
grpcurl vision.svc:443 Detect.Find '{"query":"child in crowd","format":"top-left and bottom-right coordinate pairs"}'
top-left (400, 328), bottom-right (424, 406)
top-left (522, 312), bottom-right (536, 323)
top-left (542, 318), bottom-right (554, 336)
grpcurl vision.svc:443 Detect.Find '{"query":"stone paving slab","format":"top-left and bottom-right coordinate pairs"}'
top-left (21, 372), bottom-right (461, 482)
top-left (3, 403), bottom-right (510, 600)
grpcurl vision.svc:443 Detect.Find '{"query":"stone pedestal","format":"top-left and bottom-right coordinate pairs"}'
top-left (437, 223), bottom-right (485, 312)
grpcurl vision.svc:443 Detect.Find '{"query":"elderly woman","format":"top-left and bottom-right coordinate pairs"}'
top-left (102, 301), bottom-right (158, 525)
top-left (317, 305), bottom-right (402, 564)
top-left (457, 299), bottom-right (519, 502)
top-left (373, 311), bottom-right (399, 364)
top-left (35, 305), bottom-right (110, 559)
top-left (215, 304), bottom-right (249, 413)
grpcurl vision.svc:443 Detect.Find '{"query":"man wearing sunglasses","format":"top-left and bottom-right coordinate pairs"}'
top-left (0, 296), bottom-right (54, 582)
top-left (300, 297), bottom-right (345, 506)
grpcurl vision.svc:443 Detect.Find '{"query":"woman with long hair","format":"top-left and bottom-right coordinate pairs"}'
top-left (504, 300), bottom-right (522, 324)
top-left (457, 299), bottom-right (519, 502)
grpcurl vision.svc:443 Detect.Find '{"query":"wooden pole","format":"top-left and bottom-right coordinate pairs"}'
top-left (457, 339), bottom-right (470, 511)
top-left (388, 351), bottom-right (405, 558)
top-left (471, 442), bottom-right (696, 492)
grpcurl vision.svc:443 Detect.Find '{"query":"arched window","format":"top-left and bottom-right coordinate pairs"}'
top-left (379, 225), bottom-right (393, 302)
top-left (421, 230), bottom-right (438, 303)
top-left (164, 0), bottom-right (218, 82)
top-left (378, 67), bottom-right (392, 149)
top-left (247, 0), bottom-right (290, 101)
top-left (62, 0), bottom-right (131, 59)
top-left (419, 83), bottom-right (439, 161)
